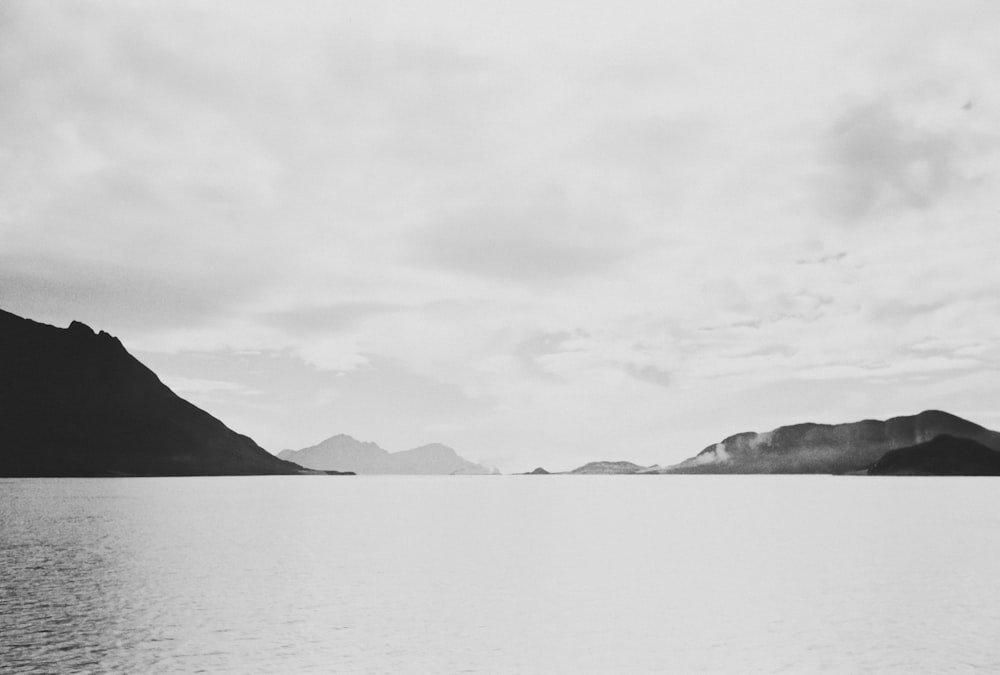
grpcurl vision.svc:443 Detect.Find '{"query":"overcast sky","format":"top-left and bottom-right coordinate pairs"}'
top-left (2, 1), bottom-right (999, 470)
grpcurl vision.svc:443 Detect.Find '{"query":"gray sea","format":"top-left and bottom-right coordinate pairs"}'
top-left (3, 475), bottom-right (1000, 673)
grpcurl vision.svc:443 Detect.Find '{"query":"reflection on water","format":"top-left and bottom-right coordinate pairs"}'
top-left (3, 476), bottom-right (1000, 673)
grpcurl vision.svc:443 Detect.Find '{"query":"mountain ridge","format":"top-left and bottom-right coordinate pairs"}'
top-left (279, 435), bottom-right (496, 475)
top-left (0, 308), bottom-right (312, 477)
top-left (657, 410), bottom-right (1000, 474)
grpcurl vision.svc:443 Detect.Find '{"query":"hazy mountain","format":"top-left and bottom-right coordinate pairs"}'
top-left (279, 436), bottom-right (495, 474)
top-left (0, 308), bottom-right (313, 476)
top-left (867, 435), bottom-right (1000, 476)
top-left (392, 443), bottom-right (495, 474)
top-left (279, 435), bottom-right (394, 473)
top-left (659, 410), bottom-right (1000, 475)
top-left (569, 461), bottom-right (650, 474)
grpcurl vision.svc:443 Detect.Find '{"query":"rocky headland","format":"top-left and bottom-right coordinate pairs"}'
top-left (0, 308), bottom-right (313, 477)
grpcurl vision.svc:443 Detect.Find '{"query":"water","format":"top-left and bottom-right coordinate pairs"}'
top-left (3, 476), bottom-right (1000, 674)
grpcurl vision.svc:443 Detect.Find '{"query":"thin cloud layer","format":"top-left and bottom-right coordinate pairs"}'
top-left (411, 195), bottom-right (631, 283)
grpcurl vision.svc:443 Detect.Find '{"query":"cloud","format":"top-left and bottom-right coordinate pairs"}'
top-left (623, 364), bottom-right (673, 388)
top-left (513, 331), bottom-right (578, 382)
top-left (265, 302), bottom-right (404, 335)
top-left (162, 376), bottom-right (259, 396)
top-left (868, 299), bottom-right (952, 325)
top-left (573, 113), bottom-right (712, 180)
top-left (818, 98), bottom-right (960, 220)
top-left (409, 193), bottom-right (631, 283)
top-left (795, 356), bottom-right (984, 382)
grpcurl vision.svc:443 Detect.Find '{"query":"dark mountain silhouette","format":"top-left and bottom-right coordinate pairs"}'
top-left (569, 460), bottom-right (650, 474)
top-left (279, 435), bottom-right (495, 474)
top-left (867, 435), bottom-right (1000, 476)
top-left (659, 410), bottom-right (1000, 474)
top-left (0, 308), bottom-right (313, 477)
top-left (527, 467), bottom-right (550, 474)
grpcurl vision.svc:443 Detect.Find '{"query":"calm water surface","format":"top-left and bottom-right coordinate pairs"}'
top-left (3, 476), bottom-right (1000, 673)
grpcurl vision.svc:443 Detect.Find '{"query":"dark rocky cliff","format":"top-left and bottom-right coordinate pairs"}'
top-left (0, 308), bottom-right (309, 476)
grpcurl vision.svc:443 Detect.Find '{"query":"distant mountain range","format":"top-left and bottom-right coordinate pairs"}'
top-left (652, 410), bottom-right (1000, 475)
top-left (279, 434), bottom-right (496, 475)
top-left (516, 411), bottom-right (1000, 476)
top-left (0, 308), bottom-right (316, 477)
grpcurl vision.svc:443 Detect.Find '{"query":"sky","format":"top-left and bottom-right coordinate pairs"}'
top-left (2, 0), bottom-right (999, 471)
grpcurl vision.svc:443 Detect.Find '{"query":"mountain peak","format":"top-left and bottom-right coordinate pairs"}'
top-left (319, 433), bottom-right (367, 445)
top-left (68, 320), bottom-right (95, 335)
top-left (0, 307), bottom-right (308, 476)
top-left (912, 409), bottom-right (983, 428)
